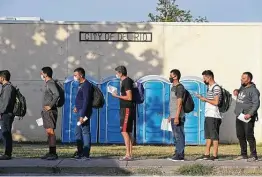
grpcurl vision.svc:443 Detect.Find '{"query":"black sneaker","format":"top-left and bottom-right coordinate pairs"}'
top-left (46, 153), bottom-right (58, 160)
top-left (196, 155), bottom-right (210, 160)
top-left (208, 156), bottom-right (218, 161)
top-left (234, 155), bottom-right (248, 160)
top-left (247, 156), bottom-right (258, 162)
top-left (73, 152), bottom-right (83, 159)
top-left (41, 153), bottom-right (51, 159)
top-left (171, 155), bottom-right (184, 161)
top-left (0, 155), bottom-right (11, 160)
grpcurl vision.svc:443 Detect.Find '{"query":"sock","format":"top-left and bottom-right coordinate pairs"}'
top-left (49, 146), bottom-right (56, 155)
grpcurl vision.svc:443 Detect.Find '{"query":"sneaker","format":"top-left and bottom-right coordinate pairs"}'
top-left (46, 153), bottom-right (58, 160)
top-left (167, 153), bottom-right (176, 160)
top-left (208, 156), bottom-right (218, 161)
top-left (171, 155), bottom-right (184, 161)
top-left (81, 156), bottom-right (91, 161)
top-left (119, 156), bottom-right (132, 161)
top-left (234, 155), bottom-right (248, 160)
top-left (247, 156), bottom-right (258, 162)
top-left (41, 153), bottom-right (51, 160)
top-left (0, 155), bottom-right (11, 160)
top-left (196, 155), bottom-right (210, 160)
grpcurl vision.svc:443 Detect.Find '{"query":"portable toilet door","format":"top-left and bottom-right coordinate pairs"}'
top-left (61, 76), bottom-right (98, 143)
top-left (136, 75), bottom-right (173, 144)
top-left (99, 76), bottom-right (123, 144)
top-left (181, 76), bottom-right (206, 145)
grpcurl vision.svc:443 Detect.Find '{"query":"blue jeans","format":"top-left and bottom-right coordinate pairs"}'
top-left (171, 118), bottom-right (185, 157)
top-left (75, 118), bottom-right (91, 157)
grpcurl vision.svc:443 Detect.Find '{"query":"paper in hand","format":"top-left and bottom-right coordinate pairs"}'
top-left (107, 85), bottom-right (117, 94)
top-left (237, 113), bottom-right (251, 123)
top-left (161, 119), bottom-right (172, 132)
top-left (36, 118), bottom-right (43, 126)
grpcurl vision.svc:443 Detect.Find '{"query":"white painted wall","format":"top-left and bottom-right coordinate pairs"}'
top-left (0, 21), bottom-right (261, 143)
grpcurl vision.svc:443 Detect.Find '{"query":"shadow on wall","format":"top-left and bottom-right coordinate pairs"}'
top-left (0, 21), bottom-right (163, 141)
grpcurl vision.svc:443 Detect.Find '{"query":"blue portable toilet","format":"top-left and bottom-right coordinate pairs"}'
top-left (181, 76), bottom-right (207, 145)
top-left (99, 76), bottom-right (123, 144)
top-left (136, 75), bottom-right (173, 144)
top-left (62, 76), bottom-right (99, 143)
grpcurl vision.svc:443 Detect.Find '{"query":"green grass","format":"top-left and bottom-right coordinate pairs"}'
top-left (1, 143), bottom-right (262, 159)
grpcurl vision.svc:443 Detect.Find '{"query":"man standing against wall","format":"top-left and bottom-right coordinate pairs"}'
top-left (112, 66), bottom-right (135, 161)
top-left (0, 70), bottom-right (16, 160)
top-left (73, 67), bottom-right (93, 160)
top-left (168, 69), bottom-right (186, 161)
top-left (233, 72), bottom-right (260, 162)
top-left (195, 70), bottom-right (222, 161)
top-left (40, 67), bottom-right (60, 160)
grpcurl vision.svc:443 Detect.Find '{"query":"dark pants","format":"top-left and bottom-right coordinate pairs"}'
top-left (171, 118), bottom-right (185, 157)
top-left (236, 118), bottom-right (257, 157)
top-left (0, 114), bottom-right (14, 157)
top-left (75, 118), bottom-right (91, 157)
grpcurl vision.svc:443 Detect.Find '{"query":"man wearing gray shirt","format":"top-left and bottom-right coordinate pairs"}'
top-left (0, 70), bottom-right (16, 160)
top-left (167, 69), bottom-right (185, 161)
top-left (40, 67), bottom-right (60, 160)
top-left (233, 72), bottom-right (260, 162)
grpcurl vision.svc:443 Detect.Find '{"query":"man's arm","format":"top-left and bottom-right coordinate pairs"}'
top-left (47, 82), bottom-right (60, 108)
top-left (175, 85), bottom-right (184, 118)
top-left (248, 90), bottom-right (260, 116)
top-left (79, 83), bottom-right (91, 118)
top-left (115, 80), bottom-right (132, 101)
top-left (202, 86), bottom-right (221, 106)
top-left (0, 85), bottom-right (12, 113)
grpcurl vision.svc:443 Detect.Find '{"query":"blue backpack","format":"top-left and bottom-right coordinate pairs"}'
top-left (132, 81), bottom-right (145, 104)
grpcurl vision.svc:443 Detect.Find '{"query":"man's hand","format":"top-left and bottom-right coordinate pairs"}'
top-left (195, 94), bottom-right (206, 102)
top-left (167, 117), bottom-right (171, 123)
top-left (73, 107), bottom-right (77, 113)
top-left (244, 114), bottom-right (251, 120)
top-left (79, 117), bottom-right (84, 124)
top-left (111, 91), bottom-right (118, 98)
top-left (174, 117), bottom-right (179, 125)
top-left (233, 89), bottom-right (239, 97)
top-left (44, 106), bottom-right (51, 111)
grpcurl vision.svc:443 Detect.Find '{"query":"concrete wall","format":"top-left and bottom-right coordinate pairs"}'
top-left (0, 21), bottom-right (261, 143)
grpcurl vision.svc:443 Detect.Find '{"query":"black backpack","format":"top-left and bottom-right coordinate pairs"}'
top-left (91, 84), bottom-right (105, 109)
top-left (212, 85), bottom-right (232, 113)
top-left (13, 86), bottom-right (27, 118)
top-left (47, 80), bottom-right (65, 108)
top-left (176, 84), bottom-right (195, 113)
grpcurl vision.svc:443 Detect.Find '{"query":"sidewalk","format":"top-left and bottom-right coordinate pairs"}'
top-left (0, 158), bottom-right (261, 175)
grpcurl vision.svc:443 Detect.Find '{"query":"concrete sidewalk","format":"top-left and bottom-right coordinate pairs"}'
top-left (0, 158), bottom-right (261, 175)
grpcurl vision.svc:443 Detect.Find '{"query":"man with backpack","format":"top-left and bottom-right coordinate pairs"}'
top-left (167, 69), bottom-right (186, 161)
top-left (40, 67), bottom-right (60, 160)
top-left (233, 72), bottom-right (260, 162)
top-left (0, 70), bottom-right (16, 160)
top-left (73, 67), bottom-right (93, 160)
top-left (112, 66), bottom-right (135, 161)
top-left (195, 70), bottom-right (222, 161)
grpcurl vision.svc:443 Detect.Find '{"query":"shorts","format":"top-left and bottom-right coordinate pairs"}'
top-left (204, 117), bottom-right (222, 140)
top-left (41, 109), bottom-right (58, 129)
top-left (120, 108), bottom-right (135, 133)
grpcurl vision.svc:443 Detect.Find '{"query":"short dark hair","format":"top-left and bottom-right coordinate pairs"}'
top-left (243, 72), bottom-right (253, 81)
top-left (115, 66), bottom-right (127, 76)
top-left (202, 70), bottom-right (214, 78)
top-left (74, 67), bottom-right (85, 78)
top-left (170, 69), bottom-right (181, 80)
top-left (0, 70), bottom-right (11, 81)
top-left (41, 67), bottom-right (53, 78)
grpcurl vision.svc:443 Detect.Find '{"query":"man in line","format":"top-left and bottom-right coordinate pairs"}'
top-left (73, 67), bottom-right (93, 160)
top-left (40, 67), bottom-right (60, 160)
top-left (167, 69), bottom-right (186, 161)
top-left (112, 66), bottom-right (135, 161)
top-left (195, 70), bottom-right (222, 160)
top-left (233, 72), bottom-right (260, 161)
top-left (0, 70), bottom-right (16, 160)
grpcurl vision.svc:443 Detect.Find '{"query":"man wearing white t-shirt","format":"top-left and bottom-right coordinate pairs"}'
top-left (195, 70), bottom-right (222, 161)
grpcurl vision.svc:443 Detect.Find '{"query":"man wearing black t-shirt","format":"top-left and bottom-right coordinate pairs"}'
top-left (112, 66), bottom-right (135, 161)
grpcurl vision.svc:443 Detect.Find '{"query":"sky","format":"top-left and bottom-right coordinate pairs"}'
top-left (0, 0), bottom-right (262, 22)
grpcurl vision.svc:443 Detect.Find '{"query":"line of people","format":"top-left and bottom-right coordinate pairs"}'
top-left (0, 67), bottom-right (260, 162)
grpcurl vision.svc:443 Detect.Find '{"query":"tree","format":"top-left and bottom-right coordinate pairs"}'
top-left (148, 0), bottom-right (208, 22)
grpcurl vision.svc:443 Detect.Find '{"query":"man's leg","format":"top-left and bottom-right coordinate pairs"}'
top-left (172, 121), bottom-right (185, 161)
top-left (204, 117), bottom-right (212, 157)
top-left (82, 120), bottom-right (91, 158)
top-left (75, 123), bottom-right (83, 158)
top-left (236, 118), bottom-right (248, 158)
top-left (212, 118), bottom-right (222, 158)
top-left (171, 118), bottom-right (177, 156)
top-left (129, 133), bottom-right (133, 157)
top-left (245, 120), bottom-right (257, 160)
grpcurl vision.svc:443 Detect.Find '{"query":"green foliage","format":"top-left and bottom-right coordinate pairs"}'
top-left (148, 0), bottom-right (208, 22)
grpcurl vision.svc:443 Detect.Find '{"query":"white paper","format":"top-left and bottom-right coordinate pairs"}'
top-left (237, 113), bottom-right (251, 123)
top-left (107, 85), bottom-right (117, 94)
top-left (77, 116), bottom-right (89, 126)
top-left (161, 119), bottom-right (172, 132)
top-left (36, 118), bottom-right (43, 126)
